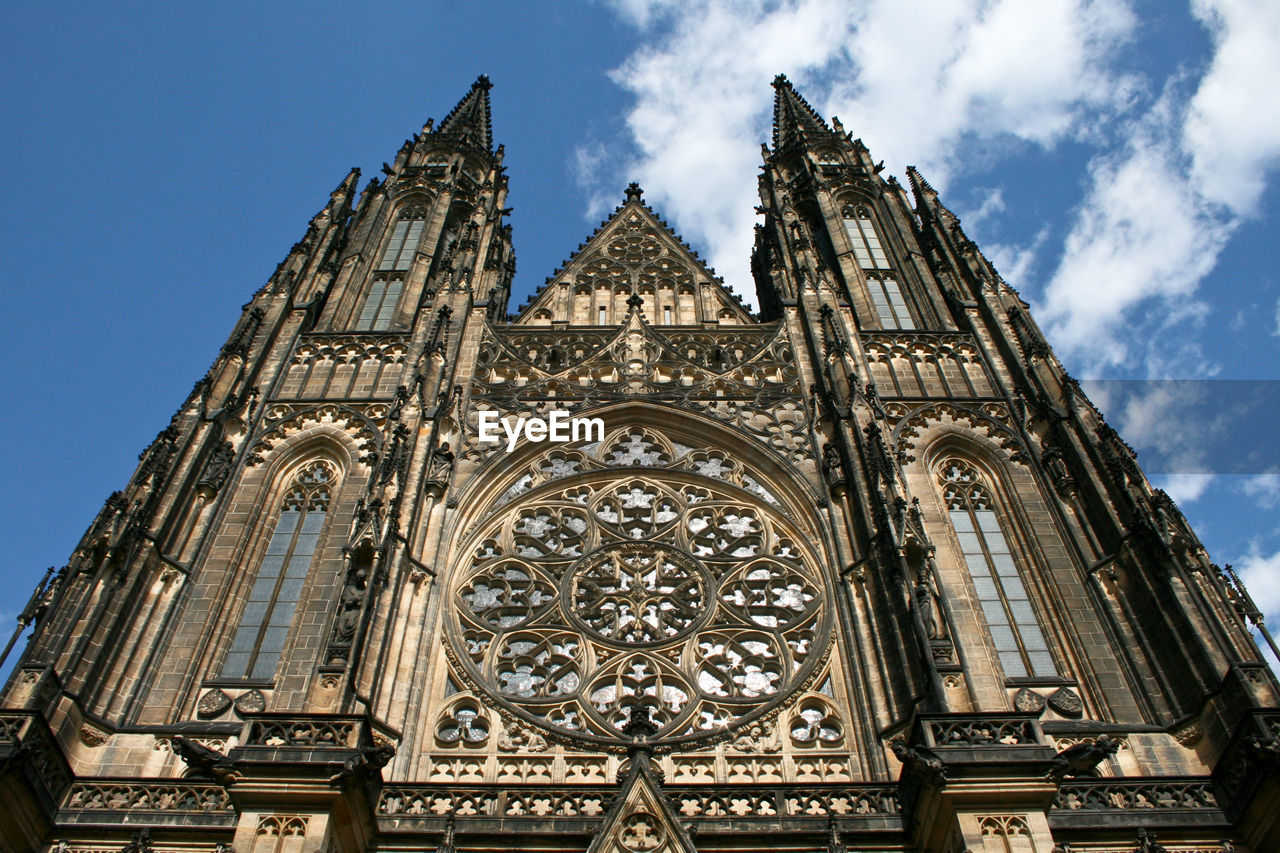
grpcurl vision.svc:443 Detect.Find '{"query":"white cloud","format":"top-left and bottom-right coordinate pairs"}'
top-left (596, 0), bottom-right (1280, 374)
top-left (596, 0), bottom-right (1138, 302)
top-left (986, 226), bottom-right (1049, 297)
top-left (1240, 474), bottom-right (1280, 508)
top-left (1041, 0), bottom-right (1280, 373)
top-left (1038, 92), bottom-right (1228, 369)
top-left (1154, 474), bottom-right (1215, 504)
top-left (1185, 0), bottom-right (1280, 217)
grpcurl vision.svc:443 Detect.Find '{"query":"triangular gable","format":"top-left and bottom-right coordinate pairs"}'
top-left (587, 752), bottom-right (698, 853)
top-left (514, 185), bottom-right (754, 326)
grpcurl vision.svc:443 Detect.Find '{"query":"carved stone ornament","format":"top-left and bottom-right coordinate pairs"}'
top-left (196, 688), bottom-right (232, 719)
top-left (235, 688), bottom-right (267, 716)
top-left (1047, 687), bottom-right (1084, 718)
top-left (1172, 718), bottom-right (1205, 746)
top-left (78, 723), bottom-right (110, 747)
top-left (446, 438), bottom-right (831, 749)
top-left (1013, 687), bottom-right (1046, 714)
top-left (497, 721), bottom-right (548, 753)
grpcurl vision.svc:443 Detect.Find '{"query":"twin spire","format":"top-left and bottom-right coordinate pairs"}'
top-left (424, 72), bottom-right (835, 159)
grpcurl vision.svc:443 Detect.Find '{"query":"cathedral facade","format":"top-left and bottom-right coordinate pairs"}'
top-left (2, 76), bottom-right (1277, 853)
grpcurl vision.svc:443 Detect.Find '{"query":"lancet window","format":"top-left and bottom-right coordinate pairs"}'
top-left (221, 461), bottom-right (334, 680)
top-left (842, 206), bottom-right (891, 270)
top-left (939, 460), bottom-right (1056, 679)
top-left (377, 207), bottom-right (427, 271)
top-left (842, 205), bottom-right (915, 329)
top-left (867, 275), bottom-right (912, 329)
top-left (355, 274), bottom-right (404, 331)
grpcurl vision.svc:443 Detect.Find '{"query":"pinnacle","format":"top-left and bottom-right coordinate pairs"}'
top-left (624, 182), bottom-right (644, 204)
top-left (770, 73), bottom-right (830, 151)
top-left (434, 75), bottom-right (494, 151)
top-left (906, 165), bottom-right (936, 196)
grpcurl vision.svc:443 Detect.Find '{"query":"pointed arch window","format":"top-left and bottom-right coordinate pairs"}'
top-left (221, 461), bottom-right (333, 680)
top-left (842, 206), bottom-right (891, 270)
top-left (377, 207), bottom-right (427, 271)
top-left (867, 275), bottom-right (912, 329)
top-left (940, 460), bottom-right (1057, 679)
top-left (355, 274), bottom-right (404, 331)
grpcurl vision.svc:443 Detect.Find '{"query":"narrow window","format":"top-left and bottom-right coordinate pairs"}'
top-left (221, 461), bottom-right (333, 680)
top-left (598, 306), bottom-right (607, 325)
top-left (842, 207), bottom-right (891, 269)
top-left (663, 305), bottom-right (672, 324)
top-left (355, 275), bottom-right (403, 331)
top-left (377, 209), bottom-right (427, 271)
top-left (940, 461), bottom-right (1056, 679)
top-left (868, 276), bottom-right (913, 329)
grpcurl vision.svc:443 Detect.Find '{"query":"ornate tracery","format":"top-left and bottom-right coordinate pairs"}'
top-left (444, 428), bottom-right (831, 748)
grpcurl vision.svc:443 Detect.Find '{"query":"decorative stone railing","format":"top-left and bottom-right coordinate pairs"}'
top-left (376, 783), bottom-right (901, 825)
top-left (61, 780), bottom-right (233, 814)
top-left (1052, 778), bottom-right (1219, 812)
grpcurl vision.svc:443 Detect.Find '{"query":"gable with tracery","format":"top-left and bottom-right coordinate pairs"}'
top-left (514, 190), bottom-right (754, 326)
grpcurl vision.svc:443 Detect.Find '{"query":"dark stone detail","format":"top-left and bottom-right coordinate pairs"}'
top-left (196, 689), bottom-right (232, 719)
top-left (328, 742), bottom-right (396, 786)
top-left (1047, 734), bottom-right (1119, 780)
top-left (1014, 687), bottom-right (1045, 714)
top-left (234, 688), bottom-right (266, 716)
top-left (1047, 687), bottom-right (1084, 718)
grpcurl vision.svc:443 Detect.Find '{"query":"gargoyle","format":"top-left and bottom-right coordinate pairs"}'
top-left (889, 739), bottom-right (947, 781)
top-left (328, 742), bottom-right (397, 785)
top-left (1047, 734), bottom-right (1119, 780)
top-left (172, 736), bottom-right (237, 785)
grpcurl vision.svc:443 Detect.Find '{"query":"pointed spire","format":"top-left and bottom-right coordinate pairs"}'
top-left (907, 165), bottom-right (959, 229)
top-left (434, 75), bottom-right (493, 151)
top-left (771, 73), bottom-right (831, 150)
top-left (906, 165), bottom-right (937, 204)
top-left (330, 167), bottom-right (360, 204)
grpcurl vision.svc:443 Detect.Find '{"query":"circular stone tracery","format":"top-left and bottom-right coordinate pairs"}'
top-left (569, 543), bottom-right (708, 645)
top-left (447, 454), bottom-right (830, 748)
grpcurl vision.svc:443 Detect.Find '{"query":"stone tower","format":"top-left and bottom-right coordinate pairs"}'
top-left (2, 75), bottom-right (1277, 853)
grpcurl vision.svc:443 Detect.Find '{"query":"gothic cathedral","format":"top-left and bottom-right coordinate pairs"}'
top-left (3, 76), bottom-right (1277, 853)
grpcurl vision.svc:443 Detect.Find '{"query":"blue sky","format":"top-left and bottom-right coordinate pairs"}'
top-left (1, 1), bottom-right (1277, 680)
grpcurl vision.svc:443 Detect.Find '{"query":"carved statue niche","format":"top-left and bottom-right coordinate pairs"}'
top-left (196, 441), bottom-right (236, 496)
top-left (903, 537), bottom-right (956, 668)
top-left (325, 542), bottom-right (375, 666)
top-left (1039, 438), bottom-right (1077, 498)
top-left (425, 440), bottom-right (455, 497)
top-left (821, 442), bottom-right (848, 497)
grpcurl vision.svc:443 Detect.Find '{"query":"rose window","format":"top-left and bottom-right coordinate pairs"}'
top-left (570, 544), bottom-right (707, 644)
top-left (448, 451), bottom-right (831, 748)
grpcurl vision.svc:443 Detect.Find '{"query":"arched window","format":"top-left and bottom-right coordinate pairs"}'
top-left (841, 206), bottom-right (891, 270)
top-left (867, 275), bottom-right (912, 329)
top-left (939, 460), bottom-right (1056, 679)
top-left (221, 461), bottom-right (334, 680)
top-left (377, 207), bottom-right (427, 271)
top-left (355, 274), bottom-right (404, 331)
top-left (843, 206), bottom-right (914, 329)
